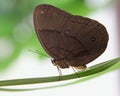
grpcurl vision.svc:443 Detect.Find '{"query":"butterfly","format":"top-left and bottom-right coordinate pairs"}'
top-left (33, 4), bottom-right (109, 70)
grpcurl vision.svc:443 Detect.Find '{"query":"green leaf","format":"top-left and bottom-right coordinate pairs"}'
top-left (0, 57), bottom-right (120, 91)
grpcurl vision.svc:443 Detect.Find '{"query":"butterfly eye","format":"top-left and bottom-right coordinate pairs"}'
top-left (64, 30), bottom-right (70, 37)
top-left (91, 37), bottom-right (96, 42)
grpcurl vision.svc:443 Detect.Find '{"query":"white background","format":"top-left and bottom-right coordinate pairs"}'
top-left (0, 1), bottom-right (120, 96)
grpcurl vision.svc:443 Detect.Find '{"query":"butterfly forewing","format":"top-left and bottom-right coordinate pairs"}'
top-left (34, 4), bottom-right (71, 58)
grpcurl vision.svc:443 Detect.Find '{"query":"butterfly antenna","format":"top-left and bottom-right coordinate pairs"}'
top-left (28, 49), bottom-right (50, 58)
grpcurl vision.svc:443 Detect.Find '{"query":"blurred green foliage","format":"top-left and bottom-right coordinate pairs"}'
top-left (0, 0), bottom-right (114, 71)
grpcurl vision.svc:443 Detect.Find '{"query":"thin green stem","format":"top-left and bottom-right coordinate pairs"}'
top-left (0, 57), bottom-right (120, 87)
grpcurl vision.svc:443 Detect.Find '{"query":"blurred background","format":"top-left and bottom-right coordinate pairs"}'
top-left (0, 0), bottom-right (120, 96)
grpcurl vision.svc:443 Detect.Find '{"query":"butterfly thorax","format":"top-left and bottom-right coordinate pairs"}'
top-left (51, 58), bottom-right (87, 70)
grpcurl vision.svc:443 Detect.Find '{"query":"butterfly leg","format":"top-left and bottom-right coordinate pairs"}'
top-left (71, 66), bottom-right (80, 78)
top-left (56, 66), bottom-right (62, 80)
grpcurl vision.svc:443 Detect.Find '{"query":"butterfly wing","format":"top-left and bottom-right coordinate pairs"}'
top-left (33, 4), bottom-right (71, 59)
top-left (61, 16), bottom-right (109, 67)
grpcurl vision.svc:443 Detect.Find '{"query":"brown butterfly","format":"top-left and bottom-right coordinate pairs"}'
top-left (33, 4), bottom-right (109, 70)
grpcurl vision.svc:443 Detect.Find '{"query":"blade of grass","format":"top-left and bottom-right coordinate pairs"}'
top-left (0, 57), bottom-right (120, 92)
top-left (0, 57), bottom-right (119, 88)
